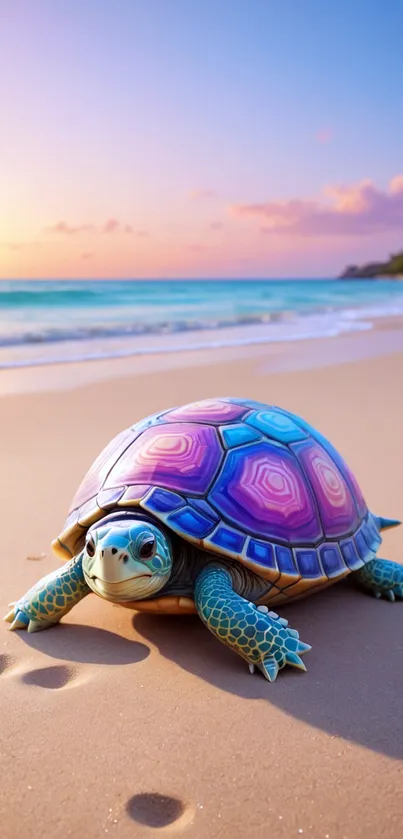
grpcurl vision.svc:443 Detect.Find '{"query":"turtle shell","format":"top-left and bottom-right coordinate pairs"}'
top-left (53, 397), bottom-right (382, 605)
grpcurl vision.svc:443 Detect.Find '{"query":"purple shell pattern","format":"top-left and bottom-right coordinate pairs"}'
top-left (65, 398), bottom-right (380, 585)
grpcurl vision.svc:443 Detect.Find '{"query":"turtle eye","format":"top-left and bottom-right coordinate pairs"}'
top-left (139, 535), bottom-right (156, 560)
top-left (86, 537), bottom-right (96, 558)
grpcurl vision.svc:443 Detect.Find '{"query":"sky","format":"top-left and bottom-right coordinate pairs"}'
top-left (1, 0), bottom-right (403, 279)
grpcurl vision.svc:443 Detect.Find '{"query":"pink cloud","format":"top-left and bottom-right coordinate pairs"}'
top-left (44, 219), bottom-right (137, 236)
top-left (316, 128), bottom-right (333, 144)
top-left (81, 251), bottom-right (93, 260)
top-left (187, 189), bottom-right (217, 202)
top-left (188, 244), bottom-right (208, 252)
top-left (137, 229), bottom-right (150, 238)
top-left (390, 175), bottom-right (403, 194)
top-left (46, 221), bottom-right (94, 235)
top-left (232, 176), bottom-right (403, 237)
top-left (102, 218), bottom-right (120, 234)
top-left (209, 221), bottom-right (224, 231)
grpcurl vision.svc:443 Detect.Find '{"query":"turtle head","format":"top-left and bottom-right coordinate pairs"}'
top-left (82, 516), bottom-right (172, 602)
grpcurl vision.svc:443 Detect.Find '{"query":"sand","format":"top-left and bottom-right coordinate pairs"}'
top-left (1, 327), bottom-right (403, 839)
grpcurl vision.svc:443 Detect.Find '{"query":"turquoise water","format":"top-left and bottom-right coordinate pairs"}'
top-left (1, 279), bottom-right (403, 368)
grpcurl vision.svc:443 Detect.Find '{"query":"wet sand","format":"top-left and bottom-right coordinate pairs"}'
top-left (1, 328), bottom-right (403, 838)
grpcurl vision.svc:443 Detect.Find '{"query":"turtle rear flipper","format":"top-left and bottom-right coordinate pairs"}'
top-left (353, 558), bottom-right (403, 601)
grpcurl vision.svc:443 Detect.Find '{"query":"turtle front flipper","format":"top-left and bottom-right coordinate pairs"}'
top-left (4, 553), bottom-right (91, 633)
top-left (194, 564), bottom-right (311, 682)
top-left (353, 558), bottom-right (403, 601)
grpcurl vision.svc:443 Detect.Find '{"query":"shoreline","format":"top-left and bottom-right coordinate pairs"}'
top-left (2, 312), bottom-right (403, 397)
top-left (3, 278), bottom-right (403, 376)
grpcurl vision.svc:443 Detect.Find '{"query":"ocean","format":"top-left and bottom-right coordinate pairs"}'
top-left (1, 279), bottom-right (403, 369)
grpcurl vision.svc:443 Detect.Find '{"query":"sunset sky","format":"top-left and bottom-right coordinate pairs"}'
top-left (1, 0), bottom-right (403, 279)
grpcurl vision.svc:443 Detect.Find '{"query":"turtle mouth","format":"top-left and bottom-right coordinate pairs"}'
top-left (86, 574), bottom-right (153, 601)
top-left (89, 574), bottom-right (152, 583)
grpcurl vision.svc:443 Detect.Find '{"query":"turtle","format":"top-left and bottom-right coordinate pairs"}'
top-left (5, 397), bottom-right (402, 682)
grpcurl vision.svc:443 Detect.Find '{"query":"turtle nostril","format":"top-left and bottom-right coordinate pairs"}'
top-left (111, 548), bottom-right (118, 555)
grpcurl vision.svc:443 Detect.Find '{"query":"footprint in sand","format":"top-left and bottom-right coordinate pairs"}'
top-left (21, 664), bottom-right (83, 690)
top-left (0, 657), bottom-right (86, 690)
top-left (0, 653), bottom-right (17, 675)
top-left (126, 793), bottom-right (195, 830)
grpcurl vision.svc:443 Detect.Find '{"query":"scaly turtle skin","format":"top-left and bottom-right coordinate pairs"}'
top-left (5, 398), bottom-right (402, 682)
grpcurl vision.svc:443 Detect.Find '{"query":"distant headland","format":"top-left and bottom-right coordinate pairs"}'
top-left (339, 251), bottom-right (403, 279)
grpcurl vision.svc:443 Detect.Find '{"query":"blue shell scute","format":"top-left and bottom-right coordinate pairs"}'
top-left (219, 423), bottom-right (262, 449)
top-left (246, 539), bottom-right (277, 570)
top-left (168, 506), bottom-right (216, 539)
top-left (294, 548), bottom-right (322, 578)
top-left (354, 525), bottom-right (375, 563)
top-left (340, 537), bottom-right (364, 570)
top-left (209, 526), bottom-right (245, 554)
top-left (143, 487), bottom-right (186, 515)
top-left (271, 406), bottom-right (318, 436)
top-left (244, 410), bottom-right (307, 444)
top-left (187, 497), bottom-right (220, 521)
top-left (318, 543), bottom-right (346, 578)
top-left (363, 515), bottom-right (382, 552)
top-left (275, 545), bottom-right (297, 575)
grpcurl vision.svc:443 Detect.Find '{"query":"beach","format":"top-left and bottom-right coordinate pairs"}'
top-left (1, 319), bottom-right (403, 839)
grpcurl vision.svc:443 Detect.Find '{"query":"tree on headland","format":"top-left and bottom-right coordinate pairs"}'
top-left (339, 251), bottom-right (403, 279)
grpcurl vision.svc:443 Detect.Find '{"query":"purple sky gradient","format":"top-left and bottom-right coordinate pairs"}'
top-left (1, 0), bottom-right (403, 278)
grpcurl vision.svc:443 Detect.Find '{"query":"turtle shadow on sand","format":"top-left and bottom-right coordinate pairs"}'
top-left (19, 623), bottom-right (150, 666)
top-left (133, 581), bottom-right (403, 760)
